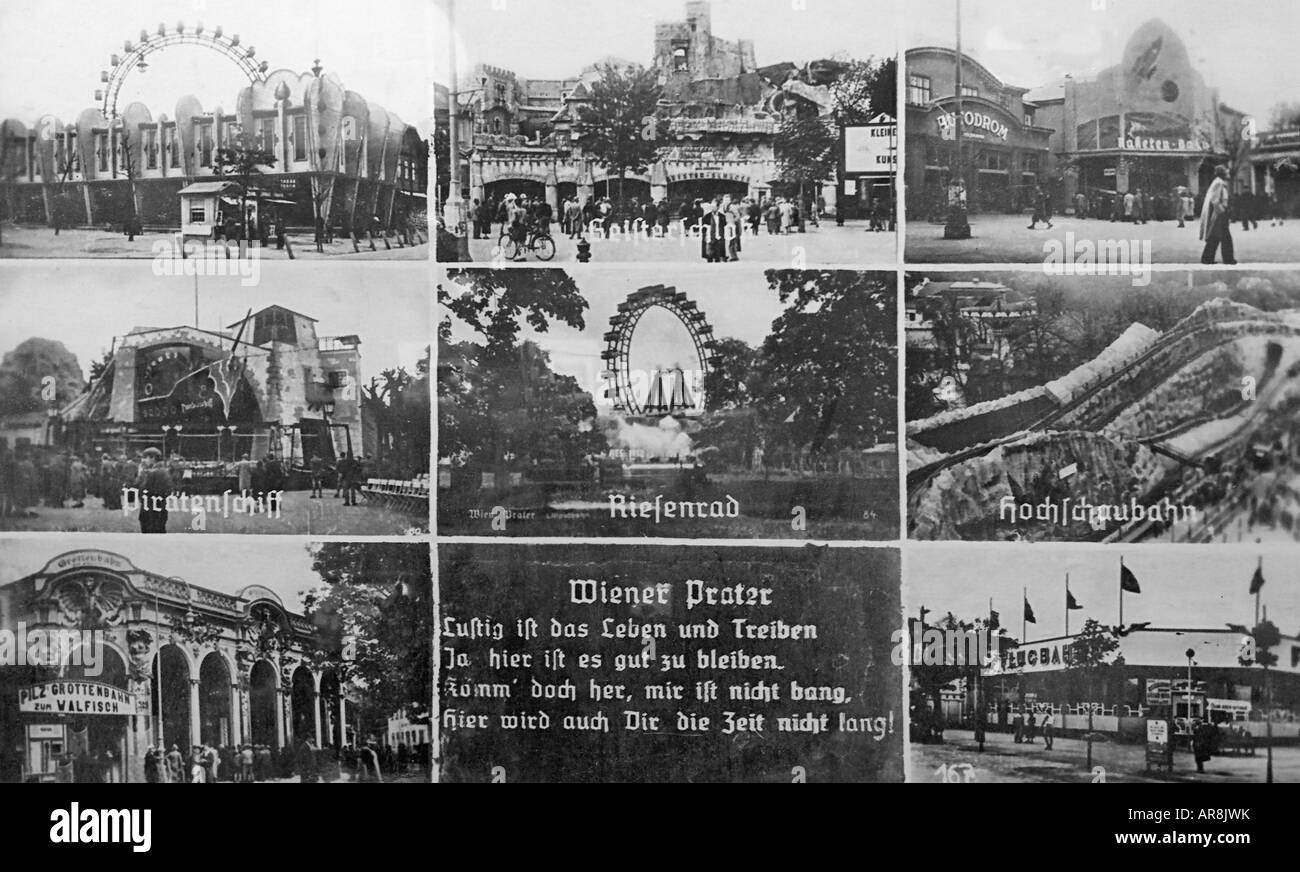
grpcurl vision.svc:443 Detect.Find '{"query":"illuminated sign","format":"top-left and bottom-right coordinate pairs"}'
top-left (844, 114), bottom-right (897, 175)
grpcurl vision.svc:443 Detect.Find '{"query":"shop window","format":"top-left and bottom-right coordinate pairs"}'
top-left (908, 74), bottom-right (932, 105)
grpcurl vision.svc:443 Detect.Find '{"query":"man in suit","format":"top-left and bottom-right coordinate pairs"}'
top-left (1200, 164), bottom-right (1236, 265)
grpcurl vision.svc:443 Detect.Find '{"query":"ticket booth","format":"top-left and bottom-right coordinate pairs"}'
top-left (25, 724), bottom-right (65, 783)
top-left (178, 181), bottom-right (244, 242)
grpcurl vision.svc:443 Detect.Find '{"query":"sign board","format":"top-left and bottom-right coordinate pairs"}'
top-left (1145, 718), bottom-right (1173, 771)
top-left (1145, 678), bottom-right (1171, 705)
top-left (843, 114), bottom-right (897, 176)
top-left (18, 681), bottom-right (135, 716)
top-left (27, 724), bottom-right (65, 740)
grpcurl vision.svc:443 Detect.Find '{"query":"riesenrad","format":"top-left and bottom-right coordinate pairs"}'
top-left (94, 22), bottom-right (271, 118)
top-left (601, 284), bottom-right (721, 417)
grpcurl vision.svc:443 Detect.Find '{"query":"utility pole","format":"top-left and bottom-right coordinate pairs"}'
top-left (446, 0), bottom-right (470, 261)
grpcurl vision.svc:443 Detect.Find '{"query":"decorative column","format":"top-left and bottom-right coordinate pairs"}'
top-left (274, 685), bottom-right (286, 749)
top-left (189, 678), bottom-right (202, 748)
top-left (313, 690), bottom-right (323, 747)
top-left (338, 697), bottom-right (347, 747)
top-left (229, 683), bottom-right (243, 746)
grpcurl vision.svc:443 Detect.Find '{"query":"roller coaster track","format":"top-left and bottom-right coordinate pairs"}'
top-left (907, 309), bottom-right (1294, 497)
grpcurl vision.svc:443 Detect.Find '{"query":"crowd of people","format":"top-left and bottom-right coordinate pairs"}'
top-left (463, 189), bottom-right (877, 260)
top-left (0, 441), bottom-right (377, 528)
top-left (40, 738), bottom-right (428, 783)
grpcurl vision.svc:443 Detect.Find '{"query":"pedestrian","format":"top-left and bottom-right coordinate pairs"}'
top-left (296, 738), bottom-right (319, 783)
top-left (1041, 710), bottom-right (1055, 749)
top-left (235, 452), bottom-right (255, 496)
top-left (136, 447), bottom-right (172, 533)
top-left (1025, 710), bottom-right (1037, 744)
top-left (1192, 719), bottom-right (1214, 773)
top-left (165, 744), bottom-right (183, 783)
top-left (1199, 164), bottom-right (1236, 265)
top-left (1012, 709), bottom-right (1025, 743)
top-left (238, 745), bottom-right (254, 783)
top-left (309, 453), bottom-right (324, 498)
top-left (189, 746), bottom-right (207, 783)
top-left (68, 455), bottom-right (87, 507)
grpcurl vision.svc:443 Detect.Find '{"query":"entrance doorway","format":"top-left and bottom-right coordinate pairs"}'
top-left (249, 660), bottom-right (278, 748)
top-left (198, 652), bottom-right (232, 747)
top-left (153, 644), bottom-right (191, 753)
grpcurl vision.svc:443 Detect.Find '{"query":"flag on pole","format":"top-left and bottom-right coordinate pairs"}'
top-left (1066, 589), bottom-right (1083, 610)
top-left (1249, 564), bottom-right (1266, 595)
top-left (989, 609), bottom-right (1000, 630)
top-left (1023, 597), bottom-right (1037, 624)
top-left (1120, 564), bottom-right (1141, 594)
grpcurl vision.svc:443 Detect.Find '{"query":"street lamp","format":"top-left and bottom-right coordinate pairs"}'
top-left (1185, 647), bottom-right (1196, 753)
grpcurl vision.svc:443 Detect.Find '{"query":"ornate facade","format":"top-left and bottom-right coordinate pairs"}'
top-left (0, 549), bottom-right (351, 783)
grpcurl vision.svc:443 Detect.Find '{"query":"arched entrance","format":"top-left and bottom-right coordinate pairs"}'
top-left (198, 652), bottom-right (232, 747)
top-left (66, 647), bottom-right (130, 784)
top-left (248, 660), bottom-right (278, 748)
top-left (596, 177), bottom-right (650, 204)
top-left (668, 177), bottom-right (746, 205)
top-left (291, 666), bottom-right (315, 744)
top-left (484, 178), bottom-right (545, 206)
top-left (153, 644), bottom-right (190, 754)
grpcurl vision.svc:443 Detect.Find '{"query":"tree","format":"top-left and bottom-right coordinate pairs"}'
top-left (1268, 101), bottom-right (1300, 131)
top-left (303, 542), bottom-right (431, 738)
top-left (0, 338), bottom-right (85, 416)
top-left (214, 132), bottom-right (277, 240)
top-left (759, 269), bottom-right (895, 453)
top-left (774, 114), bottom-right (835, 207)
top-left (360, 347), bottom-right (431, 477)
top-left (439, 268), bottom-right (589, 356)
top-left (1071, 617), bottom-right (1119, 769)
top-left (573, 62), bottom-right (664, 209)
top-left (701, 336), bottom-right (759, 411)
top-left (439, 338), bottom-right (606, 470)
top-left (829, 56), bottom-right (896, 124)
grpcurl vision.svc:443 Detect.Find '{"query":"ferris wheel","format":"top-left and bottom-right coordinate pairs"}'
top-left (600, 284), bottom-right (721, 416)
top-left (95, 22), bottom-right (271, 119)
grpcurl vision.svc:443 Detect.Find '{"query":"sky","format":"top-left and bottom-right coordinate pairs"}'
top-left (0, 536), bottom-right (327, 609)
top-left (443, 266), bottom-right (796, 398)
top-left (0, 261), bottom-right (431, 385)
top-left (0, 0), bottom-right (433, 136)
top-left (434, 0), bottom-right (898, 84)
top-left (908, 0), bottom-right (1300, 123)
top-left (907, 543), bottom-right (1300, 640)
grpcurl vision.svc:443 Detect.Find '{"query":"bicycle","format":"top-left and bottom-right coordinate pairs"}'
top-left (497, 227), bottom-right (556, 261)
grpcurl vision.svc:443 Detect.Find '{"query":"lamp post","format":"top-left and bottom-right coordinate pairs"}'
top-left (944, 0), bottom-right (971, 239)
top-left (1185, 647), bottom-right (1196, 754)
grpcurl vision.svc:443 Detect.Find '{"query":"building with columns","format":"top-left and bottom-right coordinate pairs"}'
top-left (0, 549), bottom-right (355, 783)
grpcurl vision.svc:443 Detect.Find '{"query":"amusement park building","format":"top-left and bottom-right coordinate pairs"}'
top-left (56, 304), bottom-right (365, 470)
top-left (906, 20), bottom-right (1251, 215)
top-left (930, 626), bottom-right (1300, 740)
top-left (447, 1), bottom-right (889, 218)
top-left (0, 549), bottom-right (355, 784)
top-left (0, 22), bottom-right (427, 233)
